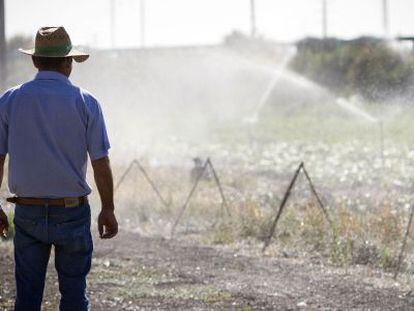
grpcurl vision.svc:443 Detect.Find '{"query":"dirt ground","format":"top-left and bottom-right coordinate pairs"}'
top-left (1, 229), bottom-right (414, 310)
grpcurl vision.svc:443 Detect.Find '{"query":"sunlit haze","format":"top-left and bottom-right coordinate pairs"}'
top-left (2, 0), bottom-right (414, 309)
top-left (6, 0), bottom-right (414, 48)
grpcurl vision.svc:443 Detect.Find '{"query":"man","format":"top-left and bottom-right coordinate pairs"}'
top-left (0, 26), bottom-right (118, 310)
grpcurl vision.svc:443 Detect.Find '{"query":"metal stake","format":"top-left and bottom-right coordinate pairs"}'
top-left (135, 160), bottom-right (169, 209)
top-left (114, 159), bottom-right (169, 210)
top-left (207, 158), bottom-right (231, 217)
top-left (114, 160), bottom-right (137, 192)
top-left (170, 159), bottom-right (209, 238)
top-left (262, 162), bottom-right (304, 252)
top-left (302, 164), bottom-right (333, 227)
top-left (394, 204), bottom-right (414, 280)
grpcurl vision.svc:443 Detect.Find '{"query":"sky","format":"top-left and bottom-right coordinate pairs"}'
top-left (6, 0), bottom-right (414, 48)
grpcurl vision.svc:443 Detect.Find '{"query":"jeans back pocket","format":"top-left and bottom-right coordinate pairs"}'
top-left (55, 216), bottom-right (91, 254)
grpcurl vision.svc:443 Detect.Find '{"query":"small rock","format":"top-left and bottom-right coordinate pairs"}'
top-left (297, 301), bottom-right (307, 308)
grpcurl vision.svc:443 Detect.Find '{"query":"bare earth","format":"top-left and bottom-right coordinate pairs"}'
top-left (1, 230), bottom-right (413, 310)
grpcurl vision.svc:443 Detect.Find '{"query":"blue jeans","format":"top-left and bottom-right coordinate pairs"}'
top-left (13, 203), bottom-right (93, 311)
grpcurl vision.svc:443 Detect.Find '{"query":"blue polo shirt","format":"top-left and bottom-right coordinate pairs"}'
top-left (0, 71), bottom-right (110, 198)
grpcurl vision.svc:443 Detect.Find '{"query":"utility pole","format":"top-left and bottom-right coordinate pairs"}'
top-left (382, 0), bottom-right (389, 37)
top-left (0, 0), bottom-right (6, 91)
top-left (322, 0), bottom-right (327, 38)
top-left (250, 0), bottom-right (257, 38)
top-left (140, 0), bottom-right (146, 47)
top-left (110, 0), bottom-right (115, 48)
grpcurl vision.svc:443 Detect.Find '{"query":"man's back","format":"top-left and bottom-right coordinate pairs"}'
top-left (0, 71), bottom-right (110, 198)
top-left (0, 27), bottom-right (118, 311)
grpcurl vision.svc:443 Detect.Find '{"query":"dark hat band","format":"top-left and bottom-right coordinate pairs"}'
top-left (35, 44), bottom-right (72, 56)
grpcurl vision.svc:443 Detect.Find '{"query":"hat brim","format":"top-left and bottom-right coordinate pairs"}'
top-left (18, 47), bottom-right (89, 63)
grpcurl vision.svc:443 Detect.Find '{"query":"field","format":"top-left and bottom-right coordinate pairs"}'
top-left (2, 45), bottom-right (414, 309)
top-left (112, 108), bottom-right (414, 271)
top-left (2, 107), bottom-right (413, 309)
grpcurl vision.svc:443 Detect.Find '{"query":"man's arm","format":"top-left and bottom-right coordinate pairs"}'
top-left (0, 155), bottom-right (8, 237)
top-left (91, 156), bottom-right (118, 239)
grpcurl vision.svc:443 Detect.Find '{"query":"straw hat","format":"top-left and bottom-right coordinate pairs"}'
top-left (19, 26), bottom-right (89, 63)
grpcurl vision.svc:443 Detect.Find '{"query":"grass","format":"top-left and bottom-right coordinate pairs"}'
top-left (204, 105), bottom-right (414, 272)
top-left (90, 257), bottom-right (235, 306)
top-left (202, 199), bottom-right (412, 271)
top-left (5, 102), bottom-right (414, 275)
top-left (8, 184), bottom-right (410, 272)
top-left (210, 102), bottom-right (414, 147)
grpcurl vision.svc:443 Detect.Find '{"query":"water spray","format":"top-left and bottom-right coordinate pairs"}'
top-left (244, 48), bottom-right (297, 125)
top-left (335, 98), bottom-right (385, 168)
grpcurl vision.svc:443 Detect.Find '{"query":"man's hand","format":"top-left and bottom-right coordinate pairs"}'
top-left (0, 208), bottom-right (9, 238)
top-left (98, 209), bottom-right (118, 239)
top-left (92, 156), bottom-right (117, 239)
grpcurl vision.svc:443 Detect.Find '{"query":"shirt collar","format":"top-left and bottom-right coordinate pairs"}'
top-left (34, 71), bottom-right (72, 85)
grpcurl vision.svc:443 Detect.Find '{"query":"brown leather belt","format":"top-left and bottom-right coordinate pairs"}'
top-left (6, 196), bottom-right (88, 208)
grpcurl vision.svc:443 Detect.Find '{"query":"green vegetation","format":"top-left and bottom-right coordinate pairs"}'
top-left (91, 257), bottom-right (234, 305)
top-left (203, 200), bottom-right (412, 271)
top-left (290, 37), bottom-right (414, 102)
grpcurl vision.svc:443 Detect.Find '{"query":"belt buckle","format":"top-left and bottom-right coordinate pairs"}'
top-left (64, 197), bottom-right (79, 208)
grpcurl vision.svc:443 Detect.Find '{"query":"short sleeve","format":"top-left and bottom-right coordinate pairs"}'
top-left (0, 90), bottom-right (12, 155)
top-left (85, 96), bottom-right (111, 161)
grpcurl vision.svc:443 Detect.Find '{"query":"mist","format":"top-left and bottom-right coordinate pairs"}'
top-left (2, 3), bottom-right (414, 307)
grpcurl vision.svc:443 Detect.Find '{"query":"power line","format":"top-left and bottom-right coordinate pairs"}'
top-left (250, 0), bottom-right (257, 37)
top-left (382, 0), bottom-right (389, 37)
top-left (0, 0), bottom-right (6, 91)
top-left (110, 0), bottom-right (115, 48)
top-left (140, 0), bottom-right (146, 47)
top-left (322, 0), bottom-right (327, 38)
top-left (111, 0), bottom-right (146, 48)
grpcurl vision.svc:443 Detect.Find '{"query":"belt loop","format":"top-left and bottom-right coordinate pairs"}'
top-left (6, 197), bottom-right (17, 204)
top-left (45, 199), bottom-right (49, 243)
top-left (45, 199), bottom-right (49, 220)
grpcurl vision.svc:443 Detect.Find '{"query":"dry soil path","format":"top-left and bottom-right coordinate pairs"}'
top-left (1, 230), bottom-right (414, 310)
